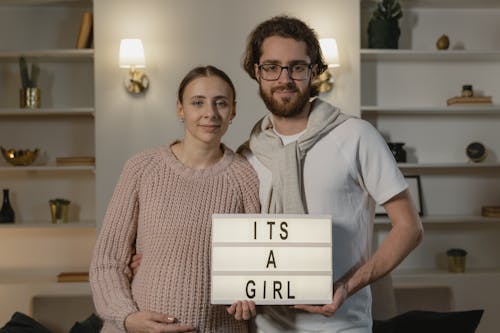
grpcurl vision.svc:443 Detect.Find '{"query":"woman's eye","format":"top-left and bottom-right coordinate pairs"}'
top-left (191, 100), bottom-right (204, 107)
top-left (215, 100), bottom-right (228, 108)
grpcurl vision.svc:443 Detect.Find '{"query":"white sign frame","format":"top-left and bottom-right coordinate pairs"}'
top-left (211, 214), bottom-right (332, 305)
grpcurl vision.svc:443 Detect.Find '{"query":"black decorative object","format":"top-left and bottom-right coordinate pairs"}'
top-left (466, 142), bottom-right (487, 163)
top-left (388, 142), bottom-right (407, 162)
top-left (368, 0), bottom-right (403, 49)
top-left (462, 84), bottom-right (473, 97)
top-left (0, 188), bottom-right (15, 223)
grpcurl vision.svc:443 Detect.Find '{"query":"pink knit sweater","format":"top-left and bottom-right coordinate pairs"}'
top-left (90, 144), bottom-right (260, 332)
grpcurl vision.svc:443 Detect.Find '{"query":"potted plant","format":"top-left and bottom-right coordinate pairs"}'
top-left (367, 0), bottom-right (403, 49)
top-left (19, 57), bottom-right (40, 108)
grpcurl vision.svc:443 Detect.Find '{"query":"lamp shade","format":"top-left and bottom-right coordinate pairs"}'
top-left (319, 38), bottom-right (340, 68)
top-left (119, 38), bottom-right (146, 68)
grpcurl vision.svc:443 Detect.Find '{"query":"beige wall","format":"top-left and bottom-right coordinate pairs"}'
top-left (94, 0), bottom-right (360, 223)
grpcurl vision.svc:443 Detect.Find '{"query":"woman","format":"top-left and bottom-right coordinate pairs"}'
top-left (90, 66), bottom-right (260, 333)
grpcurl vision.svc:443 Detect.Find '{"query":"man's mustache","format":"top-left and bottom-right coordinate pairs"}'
top-left (271, 83), bottom-right (297, 94)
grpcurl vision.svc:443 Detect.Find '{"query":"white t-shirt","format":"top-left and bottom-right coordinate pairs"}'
top-left (245, 117), bottom-right (407, 333)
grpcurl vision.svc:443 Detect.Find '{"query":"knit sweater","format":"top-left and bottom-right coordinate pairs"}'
top-left (90, 143), bottom-right (260, 333)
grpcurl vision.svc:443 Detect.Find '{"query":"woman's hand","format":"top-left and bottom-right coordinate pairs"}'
top-left (125, 311), bottom-right (195, 333)
top-left (226, 300), bottom-right (256, 320)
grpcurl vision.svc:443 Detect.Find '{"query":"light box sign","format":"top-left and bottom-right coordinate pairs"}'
top-left (211, 214), bottom-right (332, 305)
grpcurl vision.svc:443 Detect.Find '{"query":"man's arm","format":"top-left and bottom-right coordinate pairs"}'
top-left (295, 189), bottom-right (423, 316)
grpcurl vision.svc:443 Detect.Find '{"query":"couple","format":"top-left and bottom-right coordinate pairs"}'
top-left (90, 15), bottom-right (423, 333)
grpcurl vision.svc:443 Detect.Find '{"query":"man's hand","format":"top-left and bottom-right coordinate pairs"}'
top-left (125, 311), bottom-right (195, 333)
top-left (226, 300), bottom-right (257, 320)
top-left (293, 282), bottom-right (348, 317)
top-left (130, 252), bottom-right (142, 276)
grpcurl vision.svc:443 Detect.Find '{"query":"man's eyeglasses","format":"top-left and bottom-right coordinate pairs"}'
top-left (258, 63), bottom-right (312, 81)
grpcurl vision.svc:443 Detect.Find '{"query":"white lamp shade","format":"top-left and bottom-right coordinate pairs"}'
top-left (119, 38), bottom-right (146, 68)
top-left (319, 38), bottom-right (340, 68)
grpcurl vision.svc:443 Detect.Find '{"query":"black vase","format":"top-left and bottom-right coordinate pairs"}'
top-left (0, 188), bottom-right (15, 223)
top-left (368, 19), bottom-right (401, 49)
top-left (388, 142), bottom-right (407, 163)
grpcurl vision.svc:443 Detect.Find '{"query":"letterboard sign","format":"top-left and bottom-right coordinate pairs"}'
top-left (211, 214), bottom-right (332, 305)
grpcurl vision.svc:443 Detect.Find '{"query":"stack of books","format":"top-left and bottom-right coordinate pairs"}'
top-left (57, 271), bottom-right (89, 283)
top-left (482, 206), bottom-right (500, 218)
top-left (447, 96), bottom-right (492, 106)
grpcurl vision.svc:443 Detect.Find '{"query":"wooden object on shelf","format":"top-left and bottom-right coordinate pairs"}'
top-left (56, 156), bottom-right (95, 166)
top-left (481, 206), bottom-right (500, 217)
top-left (57, 271), bottom-right (89, 282)
top-left (76, 11), bottom-right (93, 49)
top-left (446, 96), bottom-right (492, 106)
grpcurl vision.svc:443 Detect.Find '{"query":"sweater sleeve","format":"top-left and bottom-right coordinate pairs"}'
top-left (233, 155), bottom-right (261, 214)
top-left (90, 156), bottom-right (145, 330)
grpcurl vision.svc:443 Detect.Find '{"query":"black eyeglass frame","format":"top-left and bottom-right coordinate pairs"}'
top-left (257, 63), bottom-right (313, 81)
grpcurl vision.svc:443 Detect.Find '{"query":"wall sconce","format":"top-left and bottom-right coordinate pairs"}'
top-left (119, 38), bottom-right (149, 94)
top-left (314, 38), bottom-right (340, 93)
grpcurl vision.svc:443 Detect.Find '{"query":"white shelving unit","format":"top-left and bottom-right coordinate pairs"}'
top-left (361, 1), bottom-right (500, 332)
top-left (0, 0), bottom-right (96, 324)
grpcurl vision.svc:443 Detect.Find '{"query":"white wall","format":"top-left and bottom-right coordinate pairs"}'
top-left (94, 0), bottom-right (360, 223)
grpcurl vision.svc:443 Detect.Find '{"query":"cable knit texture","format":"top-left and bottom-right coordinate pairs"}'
top-left (90, 143), bottom-right (260, 333)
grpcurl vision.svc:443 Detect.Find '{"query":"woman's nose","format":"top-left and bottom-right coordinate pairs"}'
top-left (204, 102), bottom-right (219, 118)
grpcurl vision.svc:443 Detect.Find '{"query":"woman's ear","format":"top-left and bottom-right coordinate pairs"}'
top-left (231, 101), bottom-right (237, 121)
top-left (176, 100), bottom-right (184, 120)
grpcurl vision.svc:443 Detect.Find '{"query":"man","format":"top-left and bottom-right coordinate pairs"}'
top-left (130, 15), bottom-right (423, 333)
top-left (227, 15), bottom-right (423, 332)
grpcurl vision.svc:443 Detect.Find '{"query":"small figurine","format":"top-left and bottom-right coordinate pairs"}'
top-left (436, 34), bottom-right (450, 50)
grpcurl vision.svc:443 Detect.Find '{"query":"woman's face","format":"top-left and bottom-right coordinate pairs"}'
top-left (177, 76), bottom-right (236, 146)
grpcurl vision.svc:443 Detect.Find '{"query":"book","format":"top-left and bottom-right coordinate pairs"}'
top-left (57, 271), bottom-right (89, 282)
top-left (482, 206), bottom-right (500, 218)
top-left (76, 11), bottom-right (93, 49)
top-left (56, 156), bottom-right (95, 166)
top-left (446, 96), bottom-right (492, 106)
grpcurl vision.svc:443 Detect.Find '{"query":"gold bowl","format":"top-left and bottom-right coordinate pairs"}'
top-left (1, 146), bottom-right (39, 166)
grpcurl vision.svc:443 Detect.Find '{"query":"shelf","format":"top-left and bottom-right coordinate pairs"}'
top-left (361, 49), bottom-right (500, 61)
top-left (0, 165), bottom-right (95, 172)
top-left (0, 220), bottom-right (95, 229)
top-left (375, 215), bottom-right (500, 225)
top-left (396, 163), bottom-right (500, 174)
top-left (361, 105), bottom-right (500, 115)
top-left (0, 0), bottom-right (91, 7)
top-left (0, 269), bottom-right (90, 286)
top-left (0, 108), bottom-right (94, 117)
top-left (392, 269), bottom-right (500, 283)
top-left (0, 49), bottom-right (93, 61)
top-left (361, 0), bottom-right (500, 9)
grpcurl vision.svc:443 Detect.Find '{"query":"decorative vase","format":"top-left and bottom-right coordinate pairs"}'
top-left (388, 142), bottom-right (407, 162)
top-left (49, 198), bottom-right (70, 224)
top-left (446, 248), bottom-right (467, 273)
top-left (368, 19), bottom-right (401, 49)
top-left (0, 189), bottom-right (15, 223)
top-left (20, 87), bottom-right (41, 108)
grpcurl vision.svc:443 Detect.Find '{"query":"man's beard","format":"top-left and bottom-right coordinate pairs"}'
top-left (259, 81), bottom-right (310, 118)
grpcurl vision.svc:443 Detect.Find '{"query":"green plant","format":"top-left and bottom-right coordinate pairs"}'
top-left (368, 0), bottom-right (403, 49)
top-left (372, 0), bottom-right (403, 22)
top-left (19, 57), bottom-right (40, 88)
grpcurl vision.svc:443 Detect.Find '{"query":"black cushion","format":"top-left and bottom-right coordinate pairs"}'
top-left (373, 310), bottom-right (484, 333)
top-left (69, 314), bottom-right (103, 333)
top-left (0, 312), bottom-right (52, 333)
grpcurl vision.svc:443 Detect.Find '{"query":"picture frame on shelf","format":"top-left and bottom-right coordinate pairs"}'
top-left (375, 175), bottom-right (423, 216)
